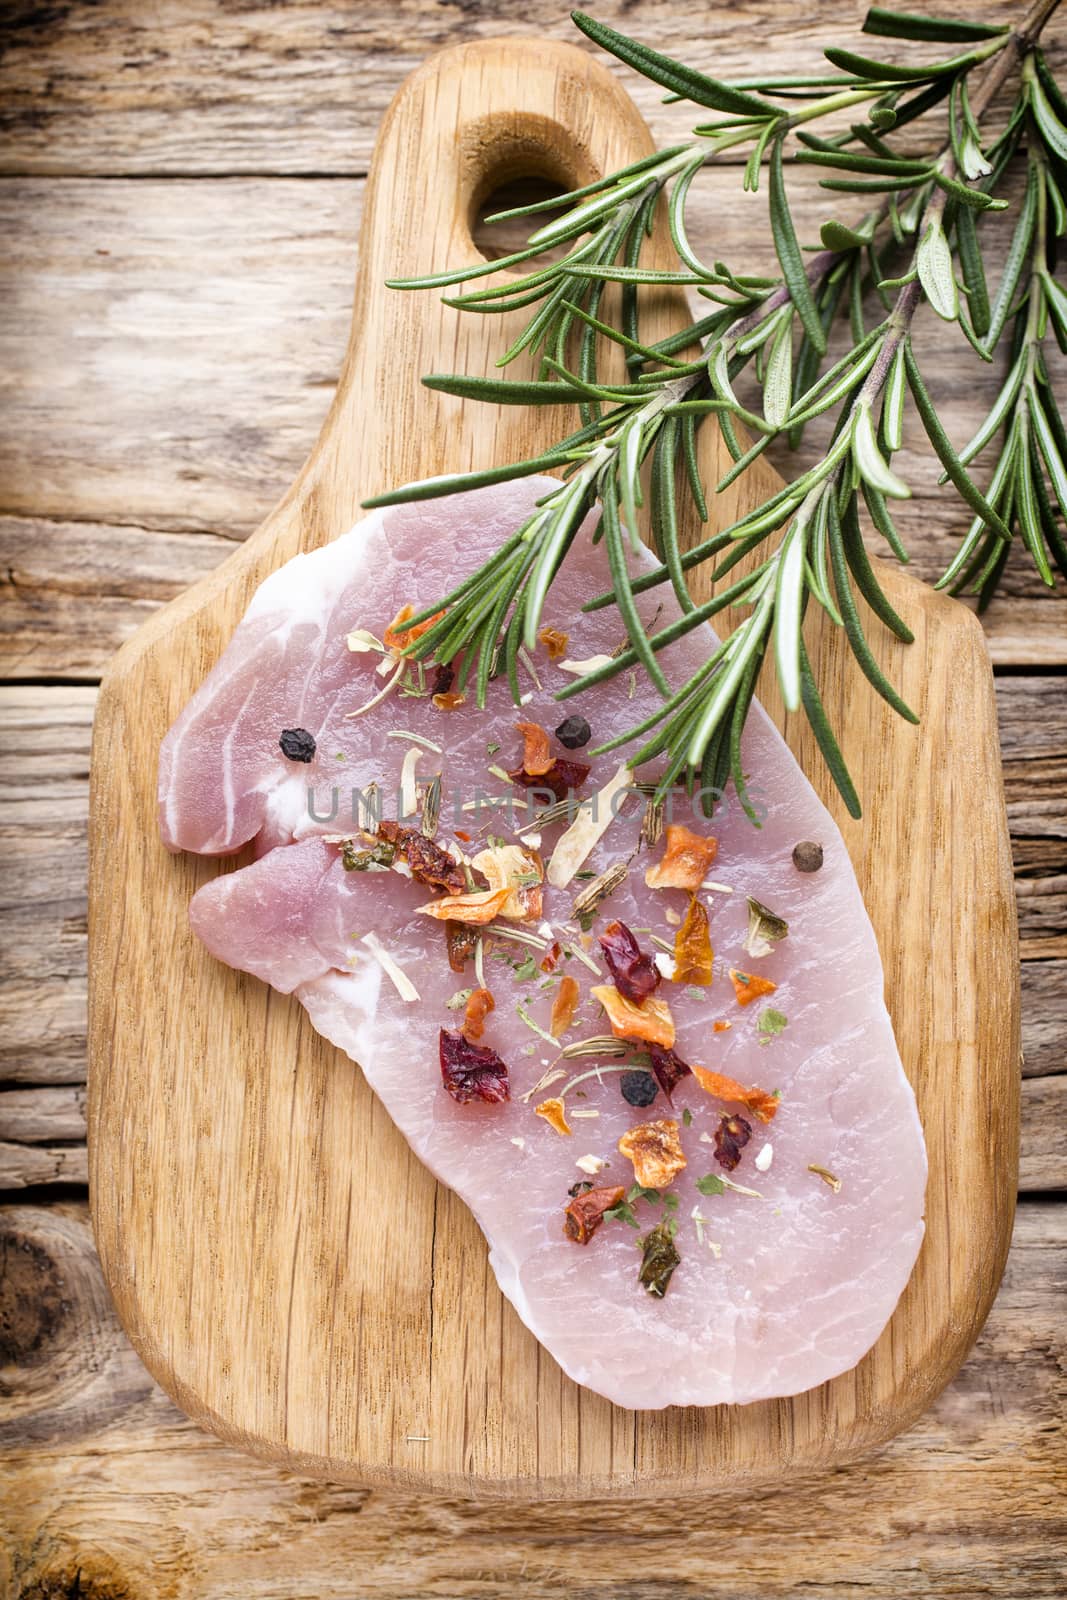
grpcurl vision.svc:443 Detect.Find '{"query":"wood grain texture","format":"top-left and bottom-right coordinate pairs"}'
top-left (2, 168), bottom-right (1065, 665)
top-left (86, 38), bottom-right (1018, 1497)
top-left (1, 0), bottom-right (1061, 177)
top-left (2, 1200), bottom-right (1065, 1599)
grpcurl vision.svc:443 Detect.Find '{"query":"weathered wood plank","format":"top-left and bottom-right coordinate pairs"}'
top-left (1020, 1075), bottom-right (1067, 1192)
top-left (0, 1085), bottom-right (85, 1143)
top-left (0, 1140), bottom-right (87, 1189)
top-left (1, 0), bottom-right (1061, 177)
top-left (2, 170), bottom-right (1065, 668)
top-left (0, 518), bottom-right (237, 681)
top-left (1, 1199), bottom-right (1063, 1596)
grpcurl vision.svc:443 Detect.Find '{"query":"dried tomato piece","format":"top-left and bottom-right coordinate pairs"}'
top-left (445, 919), bottom-right (477, 973)
top-left (564, 1184), bottom-right (625, 1244)
top-left (647, 1042), bottom-right (692, 1103)
top-left (377, 820), bottom-right (479, 897)
top-left (439, 1029), bottom-right (509, 1104)
top-left (540, 940), bottom-right (563, 974)
top-left (597, 920), bottom-right (660, 1003)
top-left (508, 759), bottom-right (591, 801)
top-left (672, 895), bottom-right (713, 986)
top-left (462, 987), bottom-right (495, 1042)
top-left (713, 1113), bottom-right (752, 1171)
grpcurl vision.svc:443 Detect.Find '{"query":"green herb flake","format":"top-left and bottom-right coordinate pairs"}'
top-left (638, 1220), bottom-right (681, 1299)
top-left (513, 955), bottom-right (539, 982)
top-left (682, 1107), bottom-right (693, 1127)
top-left (757, 1008), bottom-right (789, 1036)
top-left (696, 1173), bottom-right (726, 1197)
top-left (445, 988), bottom-right (473, 1011)
top-left (486, 742), bottom-right (501, 756)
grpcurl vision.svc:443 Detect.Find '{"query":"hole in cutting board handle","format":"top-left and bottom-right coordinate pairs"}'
top-left (463, 118), bottom-right (599, 275)
top-left (471, 174), bottom-right (570, 273)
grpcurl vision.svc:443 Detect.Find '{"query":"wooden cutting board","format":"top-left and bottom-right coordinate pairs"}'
top-left (88, 37), bottom-right (1019, 1498)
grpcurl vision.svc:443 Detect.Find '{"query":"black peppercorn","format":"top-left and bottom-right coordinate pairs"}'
top-left (279, 727), bottom-right (317, 763)
top-left (620, 1070), bottom-right (658, 1108)
top-left (556, 714), bottom-right (591, 750)
top-left (792, 840), bottom-right (824, 873)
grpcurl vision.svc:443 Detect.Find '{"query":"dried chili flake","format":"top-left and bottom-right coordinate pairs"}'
top-left (439, 1028), bottom-right (509, 1104)
top-left (430, 662), bottom-right (455, 696)
top-left (597, 920), bottom-right (660, 1003)
top-left (445, 920), bottom-right (477, 973)
top-left (638, 1220), bottom-right (680, 1298)
top-left (540, 940), bottom-right (563, 974)
top-left (690, 1065), bottom-right (779, 1124)
top-left (672, 896), bottom-right (713, 986)
top-left (647, 1042), bottom-right (693, 1103)
top-left (384, 603), bottom-right (444, 651)
top-left (644, 824), bottom-right (718, 892)
top-left (538, 626), bottom-right (570, 661)
top-left (462, 987), bottom-right (495, 1042)
top-left (592, 985), bottom-right (675, 1049)
top-left (549, 974), bottom-right (581, 1038)
top-left (713, 1020), bottom-right (732, 1033)
top-left (618, 1119), bottom-right (686, 1190)
top-left (536, 1096), bottom-right (572, 1136)
top-left (432, 691), bottom-right (466, 711)
top-left (455, 829), bottom-right (471, 843)
top-left (713, 1113), bottom-right (752, 1172)
top-left (728, 968), bottom-right (777, 1007)
top-left (564, 1184), bottom-right (625, 1244)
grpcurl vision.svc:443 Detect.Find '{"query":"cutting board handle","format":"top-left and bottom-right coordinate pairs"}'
top-left (265, 37), bottom-right (671, 558)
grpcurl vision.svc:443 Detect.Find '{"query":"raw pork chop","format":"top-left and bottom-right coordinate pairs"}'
top-left (160, 479), bottom-right (927, 1410)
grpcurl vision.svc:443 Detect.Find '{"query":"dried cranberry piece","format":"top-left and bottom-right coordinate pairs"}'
top-left (647, 1043), bottom-right (692, 1103)
top-left (563, 1185), bottom-right (626, 1244)
top-left (597, 920), bottom-right (660, 1004)
top-left (713, 1113), bottom-right (752, 1172)
top-left (439, 1029), bottom-right (510, 1105)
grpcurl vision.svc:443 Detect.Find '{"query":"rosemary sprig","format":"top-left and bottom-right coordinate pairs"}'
top-left (367, 1), bottom-right (1065, 817)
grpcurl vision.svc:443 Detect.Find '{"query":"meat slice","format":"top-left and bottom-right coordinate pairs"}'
top-left (165, 478), bottom-right (927, 1410)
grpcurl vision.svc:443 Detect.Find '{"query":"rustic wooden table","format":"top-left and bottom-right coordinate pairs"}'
top-left (1, 3), bottom-right (1064, 1595)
